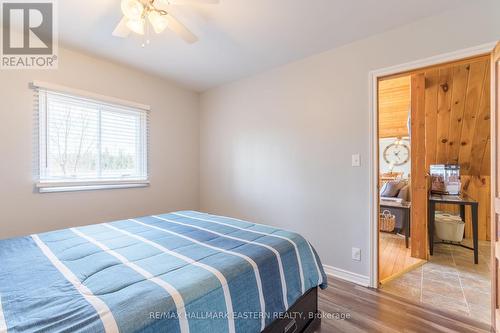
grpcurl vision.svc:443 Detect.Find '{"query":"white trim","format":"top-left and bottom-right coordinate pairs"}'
top-left (495, 198), bottom-right (500, 215)
top-left (131, 219), bottom-right (267, 331)
top-left (31, 81), bottom-right (151, 111)
top-left (37, 179), bottom-right (149, 187)
top-left (38, 183), bottom-right (149, 193)
top-left (0, 293), bottom-right (6, 333)
top-left (31, 234), bottom-right (119, 333)
top-left (37, 179), bottom-right (149, 193)
top-left (70, 228), bottom-right (190, 333)
top-left (490, 48), bottom-right (497, 330)
top-left (370, 42), bottom-right (496, 78)
top-left (103, 223), bottom-right (236, 333)
top-left (368, 65), bottom-right (379, 289)
top-left (323, 265), bottom-right (370, 287)
top-left (368, 42), bottom-right (496, 289)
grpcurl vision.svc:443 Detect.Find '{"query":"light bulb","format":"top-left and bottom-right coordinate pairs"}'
top-left (121, 0), bottom-right (144, 20)
top-left (148, 11), bottom-right (169, 34)
top-left (126, 18), bottom-right (145, 35)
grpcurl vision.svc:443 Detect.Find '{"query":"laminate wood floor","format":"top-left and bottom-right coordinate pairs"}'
top-left (315, 277), bottom-right (491, 333)
top-left (378, 232), bottom-right (425, 283)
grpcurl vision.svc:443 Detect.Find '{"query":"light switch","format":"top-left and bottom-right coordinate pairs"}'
top-left (351, 154), bottom-right (360, 167)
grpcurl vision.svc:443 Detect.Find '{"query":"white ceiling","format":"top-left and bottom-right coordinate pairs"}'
top-left (59, 0), bottom-right (472, 91)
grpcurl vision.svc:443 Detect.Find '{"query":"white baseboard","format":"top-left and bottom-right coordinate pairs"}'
top-left (323, 264), bottom-right (370, 287)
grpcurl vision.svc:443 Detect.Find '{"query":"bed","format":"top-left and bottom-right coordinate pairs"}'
top-left (0, 211), bottom-right (327, 333)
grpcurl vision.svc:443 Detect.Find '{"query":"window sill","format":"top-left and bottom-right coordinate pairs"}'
top-left (36, 181), bottom-right (150, 193)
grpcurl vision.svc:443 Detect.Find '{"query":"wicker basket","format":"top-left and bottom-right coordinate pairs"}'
top-left (379, 210), bottom-right (396, 232)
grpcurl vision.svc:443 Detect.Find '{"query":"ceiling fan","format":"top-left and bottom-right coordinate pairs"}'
top-left (113, 0), bottom-right (219, 44)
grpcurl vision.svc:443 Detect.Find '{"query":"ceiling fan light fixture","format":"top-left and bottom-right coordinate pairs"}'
top-left (121, 0), bottom-right (144, 20)
top-left (126, 18), bottom-right (145, 35)
top-left (113, 0), bottom-right (208, 43)
top-left (148, 11), bottom-right (169, 34)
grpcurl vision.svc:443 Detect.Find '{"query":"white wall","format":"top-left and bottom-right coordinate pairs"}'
top-left (0, 47), bottom-right (199, 239)
top-left (199, 1), bottom-right (500, 277)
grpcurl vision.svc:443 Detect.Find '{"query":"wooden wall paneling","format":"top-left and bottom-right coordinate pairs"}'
top-left (479, 176), bottom-right (491, 241)
top-left (436, 67), bottom-right (454, 163)
top-left (422, 57), bottom-right (491, 241)
top-left (464, 176), bottom-right (490, 240)
top-left (379, 55), bottom-right (490, 83)
top-left (425, 70), bottom-right (439, 168)
top-left (381, 56), bottom-right (491, 250)
top-left (458, 61), bottom-right (488, 173)
top-left (379, 76), bottom-right (411, 138)
top-left (470, 61), bottom-right (491, 176)
top-left (481, 139), bottom-right (491, 175)
top-left (410, 73), bottom-right (428, 259)
top-left (447, 65), bottom-right (470, 164)
top-left (424, 59), bottom-right (490, 175)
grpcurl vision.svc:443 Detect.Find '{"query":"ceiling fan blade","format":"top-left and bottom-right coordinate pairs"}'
top-left (165, 14), bottom-right (198, 44)
top-left (112, 17), bottom-right (131, 38)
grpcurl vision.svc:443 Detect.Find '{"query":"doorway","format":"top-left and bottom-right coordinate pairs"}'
top-left (377, 75), bottom-right (425, 283)
top-left (371, 48), bottom-right (494, 325)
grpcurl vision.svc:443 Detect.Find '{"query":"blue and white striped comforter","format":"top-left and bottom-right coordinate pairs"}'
top-left (0, 211), bottom-right (327, 333)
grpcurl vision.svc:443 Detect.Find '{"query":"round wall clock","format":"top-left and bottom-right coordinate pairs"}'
top-left (383, 140), bottom-right (410, 166)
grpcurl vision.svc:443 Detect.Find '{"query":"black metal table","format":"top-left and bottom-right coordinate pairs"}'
top-left (428, 194), bottom-right (479, 264)
top-left (380, 200), bottom-right (411, 248)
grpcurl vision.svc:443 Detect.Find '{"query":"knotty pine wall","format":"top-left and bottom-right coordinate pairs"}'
top-left (423, 56), bottom-right (491, 241)
top-left (379, 76), bottom-right (411, 138)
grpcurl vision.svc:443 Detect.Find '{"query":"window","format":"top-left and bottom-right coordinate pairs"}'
top-left (36, 87), bottom-right (149, 192)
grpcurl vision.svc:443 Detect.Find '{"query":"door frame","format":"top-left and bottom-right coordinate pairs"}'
top-left (491, 43), bottom-right (500, 330)
top-left (368, 42), bottom-right (497, 289)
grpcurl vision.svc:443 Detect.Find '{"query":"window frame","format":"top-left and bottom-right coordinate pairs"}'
top-left (35, 83), bottom-right (150, 193)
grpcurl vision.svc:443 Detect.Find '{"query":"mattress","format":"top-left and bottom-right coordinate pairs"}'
top-left (0, 211), bottom-right (327, 333)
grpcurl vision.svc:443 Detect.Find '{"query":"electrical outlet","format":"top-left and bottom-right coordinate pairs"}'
top-left (351, 154), bottom-right (360, 167)
top-left (352, 247), bottom-right (361, 261)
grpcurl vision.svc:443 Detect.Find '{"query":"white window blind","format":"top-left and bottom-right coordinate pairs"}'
top-left (36, 87), bottom-right (149, 192)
